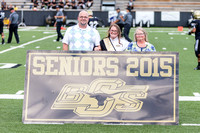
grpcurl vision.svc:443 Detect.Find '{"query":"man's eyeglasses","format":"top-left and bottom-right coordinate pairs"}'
top-left (79, 16), bottom-right (88, 19)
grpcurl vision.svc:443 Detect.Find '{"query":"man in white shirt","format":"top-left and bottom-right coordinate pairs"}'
top-left (62, 10), bottom-right (101, 51)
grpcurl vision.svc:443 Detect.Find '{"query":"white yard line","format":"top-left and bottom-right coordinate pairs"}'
top-left (0, 94), bottom-right (24, 99)
top-left (0, 34), bottom-right (56, 54)
top-left (179, 96), bottom-right (200, 101)
top-left (182, 124), bottom-right (200, 126)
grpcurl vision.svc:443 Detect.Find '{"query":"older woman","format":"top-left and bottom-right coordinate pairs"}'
top-left (100, 24), bottom-right (129, 51)
top-left (126, 27), bottom-right (156, 51)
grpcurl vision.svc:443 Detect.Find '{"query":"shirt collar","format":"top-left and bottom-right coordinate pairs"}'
top-left (110, 37), bottom-right (119, 42)
top-left (76, 24), bottom-right (89, 30)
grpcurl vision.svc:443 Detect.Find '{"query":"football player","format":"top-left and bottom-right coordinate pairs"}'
top-left (188, 10), bottom-right (200, 70)
top-left (0, 10), bottom-right (5, 44)
top-left (87, 10), bottom-right (99, 29)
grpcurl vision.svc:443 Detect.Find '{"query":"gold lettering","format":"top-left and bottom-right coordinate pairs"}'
top-left (93, 57), bottom-right (106, 76)
top-left (80, 57), bottom-right (93, 76)
top-left (126, 58), bottom-right (138, 76)
top-left (140, 58), bottom-right (152, 77)
top-left (58, 57), bottom-right (73, 75)
top-left (106, 57), bottom-right (118, 76)
top-left (45, 56), bottom-right (58, 75)
top-left (152, 58), bottom-right (160, 77)
top-left (32, 56), bottom-right (45, 75)
top-left (160, 58), bottom-right (172, 77)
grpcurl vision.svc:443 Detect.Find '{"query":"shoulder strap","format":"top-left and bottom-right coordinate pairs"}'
top-left (103, 38), bottom-right (116, 51)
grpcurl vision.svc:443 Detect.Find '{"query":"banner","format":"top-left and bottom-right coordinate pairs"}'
top-left (23, 50), bottom-right (179, 125)
top-left (136, 11), bottom-right (155, 25)
top-left (161, 11), bottom-right (180, 21)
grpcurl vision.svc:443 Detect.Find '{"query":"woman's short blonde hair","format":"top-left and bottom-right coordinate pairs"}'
top-left (134, 27), bottom-right (148, 42)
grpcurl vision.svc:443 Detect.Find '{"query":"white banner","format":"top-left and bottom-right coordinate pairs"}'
top-left (136, 11), bottom-right (154, 25)
top-left (161, 12), bottom-right (180, 21)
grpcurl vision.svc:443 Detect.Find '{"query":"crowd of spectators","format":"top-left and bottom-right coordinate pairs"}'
top-left (127, 0), bottom-right (134, 10)
top-left (32, 0), bottom-right (93, 10)
top-left (1, 0), bottom-right (19, 11)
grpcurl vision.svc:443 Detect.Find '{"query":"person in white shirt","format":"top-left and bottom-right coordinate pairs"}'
top-left (100, 24), bottom-right (129, 51)
top-left (62, 10), bottom-right (101, 51)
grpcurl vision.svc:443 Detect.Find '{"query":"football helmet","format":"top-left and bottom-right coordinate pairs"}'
top-left (87, 10), bottom-right (93, 16)
top-left (193, 10), bottom-right (200, 19)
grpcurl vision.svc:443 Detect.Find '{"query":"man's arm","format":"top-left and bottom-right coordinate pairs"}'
top-left (112, 19), bottom-right (119, 24)
top-left (120, 15), bottom-right (125, 22)
top-left (191, 27), bottom-right (196, 33)
top-left (63, 43), bottom-right (69, 51)
top-left (188, 21), bottom-right (197, 35)
top-left (94, 45), bottom-right (101, 51)
top-left (54, 15), bottom-right (64, 19)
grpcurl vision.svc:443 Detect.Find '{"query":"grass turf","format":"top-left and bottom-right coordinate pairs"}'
top-left (0, 26), bottom-right (200, 132)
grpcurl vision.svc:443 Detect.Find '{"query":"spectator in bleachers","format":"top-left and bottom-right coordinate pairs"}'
top-left (51, 0), bottom-right (57, 9)
top-left (1, 0), bottom-right (7, 10)
top-left (71, 0), bottom-right (77, 9)
top-left (44, 0), bottom-right (49, 6)
top-left (48, 0), bottom-right (53, 9)
top-left (78, 0), bottom-right (85, 9)
top-left (41, 2), bottom-right (46, 9)
top-left (7, 4), bottom-right (13, 10)
top-left (127, 0), bottom-right (134, 10)
top-left (58, 0), bottom-right (64, 9)
top-left (64, 0), bottom-right (71, 9)
top-left (86, 0), bottom-right (93, 9)
top-left (42, 0), bottom-right (49, 9)
top-left (14, 5), bottom-right (18, 11)
top-left (41, 0), bottom-right (49, 9)
top-left (33, 0), bottom-right (39, 9)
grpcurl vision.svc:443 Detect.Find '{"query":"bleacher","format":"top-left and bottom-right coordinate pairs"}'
top-left (98, 0), bottom-right (200, 11)
top-left (2, 0), bottom-right (200, 11)
top-left (3, 0), bottom-right (32, 10)
top-left (133, 0), bottom-right (200, 11)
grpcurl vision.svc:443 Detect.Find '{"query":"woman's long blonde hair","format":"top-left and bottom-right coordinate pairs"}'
top-left (107, 24), bottom-right (122, 45)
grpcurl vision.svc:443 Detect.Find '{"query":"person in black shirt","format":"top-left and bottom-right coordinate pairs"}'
top-left (88, 10), bottom-right (98, 29)
top-left (58, 0), bottom-right (64, 9)
top-left (189, 10), bottom-right (200, 70)
top-left (71, 0), bottom-right (77, 9)
top-left (33, 0), bottom-right (39, 9)
top-left (0, 10), bottom-right (5, 44)
top-left (51, 0), bottom-right (57, 9)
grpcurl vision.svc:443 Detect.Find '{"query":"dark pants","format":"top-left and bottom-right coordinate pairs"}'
top-left (8, 24), bottom-right (19, 43)
top-left (124, 23), bottom-right (132, 42)
top-left (195, 39), bottom-right (200, 57)
top-left (56, 22), bottom-right (63, 41)
top-left (117, 23), bottom-right (124, 33)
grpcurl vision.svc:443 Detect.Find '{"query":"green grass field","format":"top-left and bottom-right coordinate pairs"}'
top-left (0, 26), bottom-right (200, 132)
